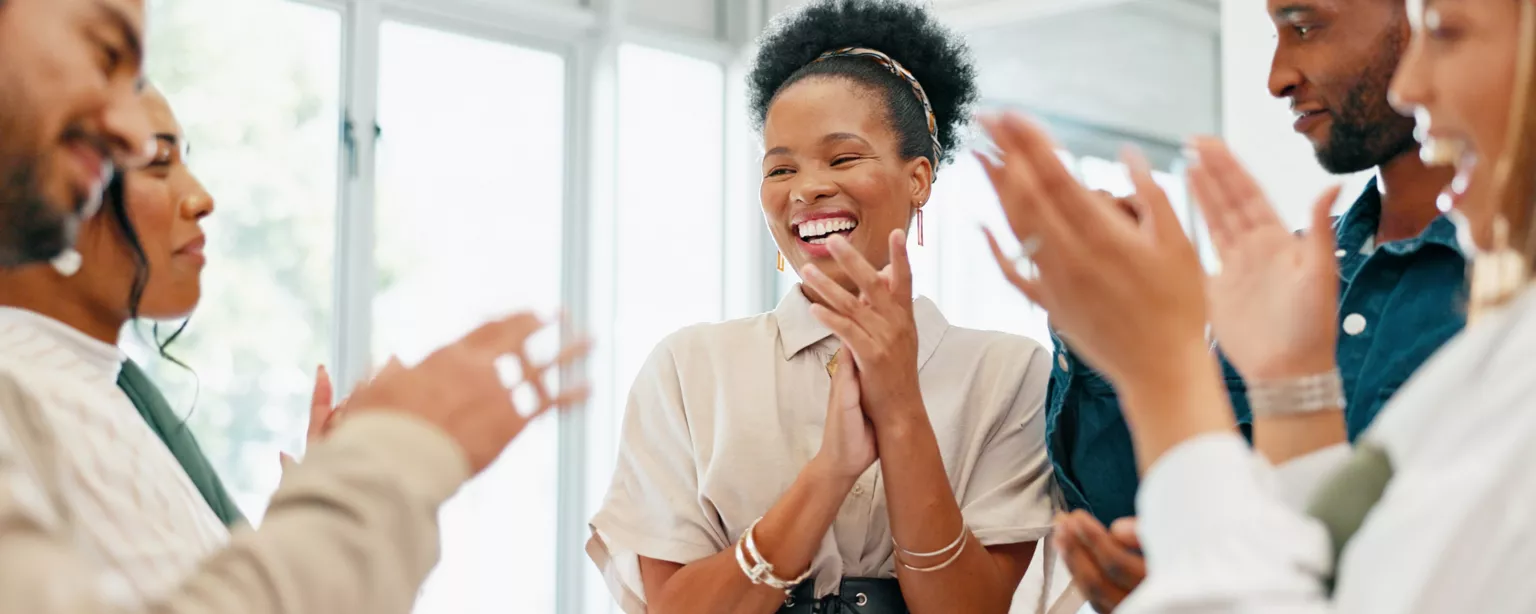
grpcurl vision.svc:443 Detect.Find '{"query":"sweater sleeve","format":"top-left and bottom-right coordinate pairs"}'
top-left (0, 367), bottom-right (469, 614)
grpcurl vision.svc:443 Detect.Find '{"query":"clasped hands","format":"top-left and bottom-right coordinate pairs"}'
top-left (800, 230), bottom-right (926, 481)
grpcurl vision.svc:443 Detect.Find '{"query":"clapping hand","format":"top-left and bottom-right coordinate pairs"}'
top-left (815, 348), bottom-right (878, 480)
top-left (976, 113), bottom-right (1207, 390)
top-left (281, 359), bottom-right (405, 472)
top-left (800, 230), bottom-right (924, 426)
top-left (976, 113), bottom-right (1232, 465)
top-left (343, 313), bottom-right (593, 474)
top-left (1187, 138), bottom-right (1341, 381)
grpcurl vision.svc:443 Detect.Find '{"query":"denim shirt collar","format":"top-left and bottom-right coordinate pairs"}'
top-left (1334, 177), bottom-right (1464, 284)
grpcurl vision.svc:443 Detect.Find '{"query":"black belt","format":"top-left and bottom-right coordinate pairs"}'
top-left (778, 577), bottom-right (907, 614)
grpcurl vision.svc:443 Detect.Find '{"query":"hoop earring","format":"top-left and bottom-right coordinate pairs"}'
top-left (916, 208), bottom-right (925, 247)
top-left (776, 251), bottom-right (785, 272)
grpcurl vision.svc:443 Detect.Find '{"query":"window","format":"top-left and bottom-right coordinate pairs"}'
top-left (128, 0), bottom-right (342, 523)
top-left (582, 43), bottom-right (726, 612)
top-left (604, 43), bottom-right (726, 419)
top-left (372, 22), bottom-right (568, 614)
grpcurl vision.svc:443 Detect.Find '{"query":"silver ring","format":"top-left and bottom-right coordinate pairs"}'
top-left (1018, 235), bottom-right (1042, 258)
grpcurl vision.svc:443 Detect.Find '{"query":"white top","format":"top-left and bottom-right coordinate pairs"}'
top-left (588, 286), bottom-right (1057, 613)
top-left (0, 308), bottom-right (228, 604)
top-left (1122, 287), bottom-right (1536, 614)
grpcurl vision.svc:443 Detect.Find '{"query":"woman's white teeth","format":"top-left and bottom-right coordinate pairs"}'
top-left (1419, 136), bottom-right (1467, 167)
top-left (798, 217), bottom-right (857, 240)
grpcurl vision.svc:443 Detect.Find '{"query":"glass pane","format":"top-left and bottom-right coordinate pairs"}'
top-left (129, 0), bottom-right (341, 522)
top-left (1078, 155), bottom-right (1134, 197)
top-left (373, 22), bottom-right (567, 614)
top-left (610, 44), bottom-right (725, 401)
top-left (632, 0), bottom-right (718, 36)
top-left (928, 156), bottom-right (1050, 346)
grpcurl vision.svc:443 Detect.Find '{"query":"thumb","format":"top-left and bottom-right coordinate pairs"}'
top-left (836, 350), bottom-right (860, 395)
top-left (375, 356), bottom-right (407, 382)
top-left (1308, 185), bottom-right (1344, 253)
top-left (307, 365), bottom-right (333, 442)
top-left (1109, 517), bottom-right (1141, 549)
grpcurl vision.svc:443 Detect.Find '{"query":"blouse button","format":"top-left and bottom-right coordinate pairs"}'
top-left (1335, 248), bottom-right (1347, 258)
top-left (1343, 314), bottom-right (1367, 336)
top-left (852, 484), bottom-right (864, 495)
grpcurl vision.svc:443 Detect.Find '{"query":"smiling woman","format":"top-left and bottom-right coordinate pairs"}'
top-left (586, 2), bottom-right (1056, 614)
top-left (0, 84), bottom-right (230, 602)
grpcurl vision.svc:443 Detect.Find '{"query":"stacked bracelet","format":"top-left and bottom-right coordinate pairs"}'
top-left (1247, 370), bottom-right (1346, 417)
top-left (734, 517), bottom-right (813, 592)
top-left (892, 524), bottom-right (969, 572)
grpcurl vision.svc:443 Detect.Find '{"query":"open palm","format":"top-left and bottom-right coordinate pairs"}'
top-left (1189, 139), bottom-right (1341, 381)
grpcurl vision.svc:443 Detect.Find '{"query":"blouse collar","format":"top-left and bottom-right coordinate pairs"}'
top-left (773, 283), bottom-right (948, 371)
top-left (0, 307), bottom-right (124, 385)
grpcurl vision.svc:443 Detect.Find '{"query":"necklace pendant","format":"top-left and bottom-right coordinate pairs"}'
top-left (826, 351), bottom-right (839, 377)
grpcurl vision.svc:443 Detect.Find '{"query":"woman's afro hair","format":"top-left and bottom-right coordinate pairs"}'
top-left (747, 0), bottom-right (979, 169)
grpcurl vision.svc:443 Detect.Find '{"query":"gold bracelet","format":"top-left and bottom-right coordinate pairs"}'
top-left (892, 524), bottom-right (967, 559)
top-left (898, 534), bottom-right (967, 572)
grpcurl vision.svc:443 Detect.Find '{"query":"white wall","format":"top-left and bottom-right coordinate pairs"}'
top-left (1220, 0), bottom-right (1369, 227)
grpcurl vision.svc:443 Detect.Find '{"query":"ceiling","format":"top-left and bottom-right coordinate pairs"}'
top-left (934, 0), bottom-right (1219, 33)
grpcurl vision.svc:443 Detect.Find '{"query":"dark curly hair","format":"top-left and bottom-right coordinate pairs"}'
top-left (747, 0), bottom-right (979, 172)
top-left (104, 171), bottom-right (199, 423)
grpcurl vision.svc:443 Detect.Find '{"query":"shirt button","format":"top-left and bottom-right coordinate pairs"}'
top-left (852, 484), bottom-right (864, 495)
top-left (1335, 248), bottom-right (1347, 258)
top-left (1058, 354), bottom-right (1070, 372)
top-left (1343, 314), bottom-right (1367, 336)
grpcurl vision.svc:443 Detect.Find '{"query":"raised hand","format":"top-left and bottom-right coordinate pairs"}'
top-left (280, 365), bottom-right (340, 471)
top-left (799, 230), bottom-right (924, 426)
top-left (976, 113), bottom-right (1207, 389)
top-left (344, 313), bottom-right (593, 474)
top-left (816, 350), bottom-right (878, 480)
top-left (1188, 138), bottom-right (1341, 380)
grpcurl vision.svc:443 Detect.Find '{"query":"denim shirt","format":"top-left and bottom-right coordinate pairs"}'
top-left (1046, 179), bottom-right (1467, 526)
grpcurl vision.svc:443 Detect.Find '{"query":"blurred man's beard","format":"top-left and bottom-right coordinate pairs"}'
top-left (1315, 88), bottom-right (1417, 174)
top-left (1313, 28), bottom-right (1418, 175)
top-left (0, 159), bottom-right (76, 267)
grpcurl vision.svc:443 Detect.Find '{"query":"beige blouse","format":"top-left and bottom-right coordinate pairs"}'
top-left (588, 286), bottom-right (1056, 612)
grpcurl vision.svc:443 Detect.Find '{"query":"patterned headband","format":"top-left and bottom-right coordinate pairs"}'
top-left (812, 47), bottom-right (942, 161)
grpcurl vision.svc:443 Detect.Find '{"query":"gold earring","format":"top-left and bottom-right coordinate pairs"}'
top-left (1471, 215), bottom-right (1529, 312)
top-left (916, 208), bottom-right (925, 247)
top-left (776, 251), bottom-right (785, 272)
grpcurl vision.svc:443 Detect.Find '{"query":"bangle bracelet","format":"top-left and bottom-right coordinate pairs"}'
top-left (892, 524), bottom-right (967, 559)
top-left (1247, 370), bottom-right (1346, 417)
top-left (899, 534), bottom-right (967, 572)
top-left (735, 517), bottom-right (813, 592)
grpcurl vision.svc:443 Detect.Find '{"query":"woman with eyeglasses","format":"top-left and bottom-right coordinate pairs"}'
top-left (977, 0), bottom-right (1536, 610)
top-left (588, 2), bottom-right (1056, 613)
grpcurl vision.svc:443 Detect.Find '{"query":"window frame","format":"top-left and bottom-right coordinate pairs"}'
top-left (194, 2), bottom-right (1206, 612)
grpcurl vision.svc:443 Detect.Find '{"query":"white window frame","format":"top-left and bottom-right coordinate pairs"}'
top-left (273, 1), bottom-right (770, 612)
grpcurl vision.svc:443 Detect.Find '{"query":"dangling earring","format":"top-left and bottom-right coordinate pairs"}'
top-left (50, 248), bottom-right (82, 277)
top-left (1471, 215), bottom-right (1529, 312)
top-left (916, 208), bottom-right (925, 247)
top-left (776, 251), bottom-right (785, 272)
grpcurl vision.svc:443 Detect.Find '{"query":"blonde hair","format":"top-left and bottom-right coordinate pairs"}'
top-left (1470, 0), bottom-right (1536, 315)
